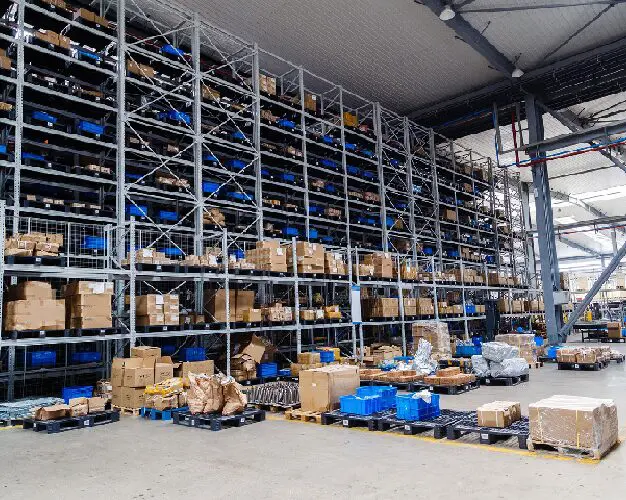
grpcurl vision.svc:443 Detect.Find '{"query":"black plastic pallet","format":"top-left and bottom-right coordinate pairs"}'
top-left (611, 355), bottom-right (625, 363)
top-left (4, 328), bottom-right (68, 340)
top-left (538, 356), bottom-right (557, 363)
top-left (360, 379), bottom-right (416, 390)
top-left (378, 409), bottom-right (470, 438)
top-left (446, 413), bottom-right (530, 449)
top-left (135, 263), bottom-right (182, 273)
top-left (171, 408), bottom-right (265, 431)
top-left (416, 379), bottom-right (481, 395)
top-left (320, 410), bottom-right (391, 431)
top-left (68, 327), bottom-right (121, 337)
top-left (480, 373), bottom-right (529, 386)
top-left (0, 417), bottom-right (24, 427)
top-left (600, 337), bottom-right (626, 343)
top-left (557, 361), bottom-right (608, 371)
top-left (23, 410), bottom-right (120, 434)
top-left (135, 324), bottom-right (183, 333)
top-left (5, 255), bottom-right (63, 266)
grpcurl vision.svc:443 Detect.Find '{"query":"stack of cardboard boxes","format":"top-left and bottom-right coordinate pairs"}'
top-left (65, 281), bottom-right (113, 329)
top-left (261, 302), bottom-right (293, 323)
top-left (412, 321), bottom-right (451, 358)
top-left (424, 367), bottom-right (476, 387)
top-left (4, 281), bottom-right (65, 331)
top-left (290, 352), bottom-right (324, 376)
top-left (495, 333), bottom-right (538, 365)
top-left (362, 253), bottom-right (393, 278)
top-left (34, 29), bottom-right (70, 50)
top-left (299, 309), bottom-right (324, 322)
top-left (498, 298), bottom-right (525, 313)
top-left (122, 248), bottom-right (179, 267)
top-left (361, 297), bottom-right (399, 319)
top-left (205, 289), bottom-right (257, 323)
top-left (111, 346), bottom-right (177, 409)
top-left (285, 242), bottom-right (324, 274)
top-left (246, 240), bottom-right (287, 273)
top-left (557, 347), bottom-right (611, 364)
top-left (0, 48), bottom-right (10, 71)
top-left (395, 261), bottom-right (418, 280)
top-left (136, 294), bottom-right (179, 327)
top-left (359, 344), bottom-right (403, 365)
top-left (324, 252), bottom-right (347, 275)
top-left (183, 247), bottom-right (221, 269)
top-left (5, 232), bottom-right (63, 258)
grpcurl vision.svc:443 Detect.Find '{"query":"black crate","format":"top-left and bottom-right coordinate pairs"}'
top-left (479, 373), bottom-right (529, 386)
top-left (172, 408), bottom-right (265, 431)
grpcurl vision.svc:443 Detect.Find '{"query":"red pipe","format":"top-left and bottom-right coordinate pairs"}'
top-left (510, 139), bottom-right (626, 168)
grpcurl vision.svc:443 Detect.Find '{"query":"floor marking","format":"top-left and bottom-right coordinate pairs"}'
top-left (268, 413), bottom-right (600, 464)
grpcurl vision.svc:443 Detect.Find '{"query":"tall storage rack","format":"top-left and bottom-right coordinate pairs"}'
top-left (0, 0), bottom-right (534, 400)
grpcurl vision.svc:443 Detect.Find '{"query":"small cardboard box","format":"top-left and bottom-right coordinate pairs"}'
top-left (35, 404), bottom-right (70, 421)
top-left (298, 352), bottom-right (321, 364)
top-left (69, 397), bottom-right (89, 417)
top-left (477, 401), bottom-right (521, 428)
top-left (175, 360), bottom-right (215, 386)
top-left (65, 281), bottom-right (114, 296)
top-left (154, 356), bottom-right (174, 383)
top-left (121, 387), bottom-right (145, 409)
top-left (87, 397), bottom-right (107, 413)
top-left (131, 346), bottom-right (161, 358)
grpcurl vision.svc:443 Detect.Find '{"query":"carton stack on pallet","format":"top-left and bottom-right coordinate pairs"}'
top-left (65, 281), bottom-right (113, 329)
top-left (182, 247), bottom-right (221, 268)
top-left (4, 281), bottom-right (65, 331)
top-left (246, 240), bottom-right (287, 273)
top-left (291, 352), bottom-right (324, 376)
top-left (359, 344), bottom-right (402, 365)
top-left (424, 367), bottom-right (476, 387)
top-left (362, 252), bottom-right (393, 278)
top-left (361, 297), bottom-right (399, 319)
top-left (111, 346), bottom-right (176, 410)
top-left (205, 289), bottom-right (257, 323)
top-left (262, 302), bottom-right (293, 323)
top-left (136, 294), bottom-right (179, 327)
top-left (285, 242), bottom-right (324, 274)
top-left (495, 333), bottom-right (538, 366)
top-left (4, 232), bottom-right (63, 257)
top-left (324, 251), bottom-right (347, 275)
top-left (556, 347), bottom-right (611, 364)
top-left (411, 321), bottom-right (451, 359)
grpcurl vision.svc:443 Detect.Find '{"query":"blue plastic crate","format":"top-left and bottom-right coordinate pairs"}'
top-left (321, 236), bottom-right (333, 244)
top-left (623, 328), bottom-right (626, 338)
top-left (396, 393), bottom-right (440, 421)
top-left (423, 246), bottom-right (434, 255)
top-left (325, 183), bottom-right (336, 193)
top-left (204, 154), bottom-right (218, 163)
top-left (157, 110), bottom-right (190, 125)
top-left (22, 152), bottom-right (45, 161)
top-left (181, 347), bottom-right (206, 362)
top-left (0, 145), bottom-right (6, 154)
top-left (158, 210), bottom-right (178, 221)
top-left (344, 142), bottom-right (356, 151)
top-left (340, 394), bottom-right (382, 415)
top-left (126, 204), bottom-right (148, 217)
top-left (161, 44), bottom-right (185, 57)
top-left (62, 385), bottom-right (93, 403)
top-left (546, 345), bottom-right (562, 359)
top-left (534, 336), bottom-right (544, 347)
top-left (257, 362), bottom-right (278, 378)
top-left (82, 236), bottom-right (106, 250)
top-left (314, 350), bottom-right (334, 363)
top-left (465, 304), bottom-right (476, 314)
top-left (161, 345), bottom-right (176, 356)
top-left (472, 336), bottom-right (482, 347)
top-left (277, 119), bottom-right (295, 129)
top-left (224, 159), bottom-right (246, 171)
top-left (78, 120), bottom-right (104, 135)
top-left (321, 159), bottom-right (338, 170)
top-left (347, 165), bottom-right (360, 176)
top-left (363, 170), bottom-right (376, 180)
top-left (278, 368), bottom-right (291, 377)
top-left (203, 181), bottom-right (220, 194)
top-left (393, 356), bottom-right (413, 363)
top-left (232, 131), bottom-right (246, 141)
top-left (455, 345), bottom-right (481, 357)
top-left (322, 135), bottom-right (335, 145)
top-left (356, 385), bottom-right (397, 410)
top-left (160, 247), bottom-right (183, 257)
top-left (77, 48), bottom-right (101, 61)
top-left (308, 228), bottom-right (318, 239)
top-left (361, 149), bottom-right (374, 158)
top-left (29, 351), bottom-right (56, 368)
top-left (32, 110), bottom-right (57, 124)
top-left (70, 352), bottom-right (101, 364)
top-left (283, 226), bottom-right (299, 237)
top-left (309, 205), bottom-right (322, 214)
top-left (280, 173), bottom-right (296, 183)
top-left (226, 191), bottom-right (254, 202)
top-left (230, 248), bottom-right (244, 260)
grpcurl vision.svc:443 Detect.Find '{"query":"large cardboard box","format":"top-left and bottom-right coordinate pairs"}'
top-left (87, 397), bottom-right (107, 413)
top-left (4, 298), bottom-right (65, 331)
top-left (175, 360), bottom-right (215, 387)
top-left (121, 386), bottom-right (146, 409)
top-left (477, 401), bottom-right (521, 428)
top-left (607, 322), bottom-right (622, 339)
top-left (65, 281), bottom-right (114, 296)
top-left (238, 334), bottom-right (266, 363)
top-left (35, 405), bottom-right (70, 420)
top-left (299, 365), bottom-right (359, 412)
top-left (155, 356), bottom-right (175, 383)
top-left (131, 346), bottom-right (161, 358)
top-left (205, 289), bottom-right (256, 322)
top-left (298, 352), bottom-right (321, 364)
top-left (7, 281), bottom-right (53, 300)
top-left (529, 395), bottom-right (618, 457)
top-left (122, 358), bottom-right (155, 387)
top-left (136, 294), bottom-right (164, 315)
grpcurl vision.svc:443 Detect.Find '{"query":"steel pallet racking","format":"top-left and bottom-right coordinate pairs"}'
top-left (0, 0), bottom-right (535, 400)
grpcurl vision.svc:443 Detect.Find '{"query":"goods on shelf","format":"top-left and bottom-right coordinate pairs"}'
top-left (359, 344), bottom-right (402, 365)
top-left (361, 297), bottom-right (399, 319)
top-left (411, 322), bottom-right (451, 358)
top-left (324, 252), bottom-right (347, 275)
top-left (323, 305), bottom-right (342, 320)
top-left (65, 281), bottom-right (113, 329)
top-left (136, 294), bottom-right (179, 326)
top-left (299, 365), bottom-right (359, 412)
top-left (498, 298), bottom-right (525, 313)
top-left (441, 209), bottom-right (457, 222)
top-left (34, 29), bottom-right (71, 50)
top-left (300, 309), bottom-right (324, 321)
top-left (4, 281), bottom-right (64, 331)
top-left (205, 289), bottom-right (256, 322)
top-left (258, 74), bottom-right (277, 95)
top-left (477, 401), bottom-right (521, 428)
top-left (127, 60), bottom-right (155, 79)
top-left (188, 373), bottom-right (247, 415)
top-left (203, 208), bottom-right (225, 226)
top-left (529, 395), bottom-right (618, 458)
top-left (495, 333), bottom-right (538, 365)
top-left (246, 240), bottom-right (287, 273)
top-left (362, 252), bottom-right (393, 278)
top-left (262, 302), bottom-right (294, 322)
top-left (285, 242), bottom-right (324, 274)
top-left (5, 231), bottom-right (63, 257)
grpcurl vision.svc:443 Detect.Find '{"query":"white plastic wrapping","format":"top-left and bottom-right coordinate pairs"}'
top-left (471, 355), bottom-right (490, 377)
top-left (413, 339), bottom-right (438, 375)
top-left (481, 342), bottom-right (520, 362)
top-left (489, 357), bottom-right (529, 378)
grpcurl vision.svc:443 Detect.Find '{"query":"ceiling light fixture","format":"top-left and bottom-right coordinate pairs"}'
top-left (439, 5), bottom-right (456, 21)
top-left (512, 67), bottom-right (524, 78)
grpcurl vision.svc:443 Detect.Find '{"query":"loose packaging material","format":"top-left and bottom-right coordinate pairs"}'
top-left (68, 397), bottom-right (89, 417)
top-left (529, 395), bottom-right (618, 457)
top-left (87, 397), bottom-right (107, 413)
top-left (481, 342), bottom-right (520, 363)
top-left (34, 404), bottom-right (70, 421)
top-left (187, 373), bottom-right (247, 415)
top-left (411, 322), bottom-right (451, 357)
top-left (489, 358), bottom-right (529, 378)
top-left (477, 401), bottom-right (521, 428)
top-left (471, 355), bottom-right (490, 377)
top-left (495, 333), bottom-right (538, 364)
top-left (299, 365), bottom-right (359, 412)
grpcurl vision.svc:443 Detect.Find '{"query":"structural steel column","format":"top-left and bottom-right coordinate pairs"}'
top-left (525, 95), bottom-right (562, 344)
top-left (520, 182), bottom-right (537, 289)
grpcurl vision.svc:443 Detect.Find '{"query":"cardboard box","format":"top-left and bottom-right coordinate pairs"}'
top-left (175, 360), bottom-right (215, 386)
top-left (436, 367), bottom-right (460, 377)
top-left (111, 357), bottom-right (155, 387)
top-left (136, 294), bottom-right (164, 315)
top-left (205, 289), bottom-right (256, 322)
top-left (69, 317), bottom-right (112, 329)
top-left (127, 60), bottom-right (155, 79)
top-left (238, 334), bottom-right (266, 363)
top-left (131, 346), bottom-right (161, 358)
top-left (298, 352), bottom-right (321, 364)
top-left (607, 322), bottom-right (622, 339)
top-left (7, 281), bottom-right (53, 300)
top-left (154, 358), bottom-right (174, 383)
top-left (529, 395), bottom-right (618, 456)
top-left (477, 401), bottom-right (521, 428)
top-left (65, 281), bottom-right (114, 296)
top-left (34, 404), bottom-right (70, 421)
top-left (136, 314), bottom-right (164, 326)
top-left (121, 386), bottom-right (146, 409)
top-left (111, 385), bottom-right (122, 407)
top-left (242, 308), bottom-right (262, 323)
top-left (69, 397), bottom-right (89, 417)
top-left (299, 365), bottom-right (359, 412)
top-left (4, 298), bottom-right (65, 331)
top-left (87, 397), bottom-right (107, 413)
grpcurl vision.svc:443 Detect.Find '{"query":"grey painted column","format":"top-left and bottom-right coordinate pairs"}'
top-left (520, 182), bottom-right (537, 289)
top-left (525, 95), bottom-right (563, 344)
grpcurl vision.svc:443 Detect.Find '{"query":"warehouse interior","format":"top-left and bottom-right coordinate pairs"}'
top-left (0, 0), bottom-right (625, 498)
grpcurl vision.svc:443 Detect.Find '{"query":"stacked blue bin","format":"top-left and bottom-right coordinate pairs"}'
top-left (257, 362), bottom-right (278, 378)
top-left (29, 351), bottom-right (56, 368)
top-left (181, 348), bottom-right (205, 361)
top-left (62, 385), bottom-right (93, 403)
top-left (356, 385), bottom-right (397, 410)
top-left (70, 352), bottom-right (101, 364)
top-left (314, 350), bottom-right (335, 363)
top-left (396, 393), bottom-right (440, 421)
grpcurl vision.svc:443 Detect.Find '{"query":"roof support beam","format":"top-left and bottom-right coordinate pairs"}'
top-left (418, 0), bottom-right (515, 77)
top-left (544, 106), bottom-right (626, 175)
top-left (557, 235), bottom-right (602, 257)
top-left (550, 190), bottom-right (626, 236)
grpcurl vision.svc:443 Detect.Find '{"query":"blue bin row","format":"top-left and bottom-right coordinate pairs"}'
top-left (257, 362), bottom-right (278, 378)
top-left (339, 386), bottom-right (398, 415)
top-left (29, 351), bottom-right (103, 367)
top-left (455, 345), bottom-right (481, 357)
top-left (396, 393), bottom-right (440, 421)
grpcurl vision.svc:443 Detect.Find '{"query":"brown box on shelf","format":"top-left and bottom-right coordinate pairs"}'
top-left (154, 356), bottom-right (175, 384)
top-left (136, 314), bottom-right (165, 327)
top-left (304, 92), bottom-right (317, 113)
top-left (298, 352), bottom-right (321, 364)
top-left (131, 346), bottom-right (161, 358)
top-left (299, 365), bottom-right (359, 412)
top-left (323, 305), bottom-right (342, 320)
top-left (242, 308), bottom-right (262, 323)
top-left (324, 252), bottom-right (347, 275)
top-left (259, 74), bottom-right (277, 95)
top-left (412, 321), bottom-right (451, 357)
top-left (69, 317), bottom-right (112, 329)
top-left (0, 56), bottom-right (10, 71)
top-left (529, 395), bottom-right (618, 457)
top-left (5, 238), bottom-right (35, 257)
top-left (403, 298), bottom-right (417, 316)
top-left (442, 209), bottom-right (457, 221)
top-left (201, 85), bottom-right (220, 102)
top-left (7, 281), bottom-right (54, 301)
top-left (127, 60), bottom-right (155, 79)
top-left (362, 252), bottom-right (393, 278)
top-left (4, 298), bottom-right (65, 331)
top-left (205, 289), bottom-right (255, 323)
top-left (477, 401), bottom-right (521, 428)
top-left (65, 281), bottom-right (113, 296)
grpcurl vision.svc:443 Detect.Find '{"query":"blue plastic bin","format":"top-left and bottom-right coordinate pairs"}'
top-left (160, 247), bottom-right (183, 257)
top-left (465, 304), bottom-right (476, 314)
top-left (0, 145), bottom-right (6, 154)
top-left (278, 368), bottom-right (291, 377)
top-left (32, 111), bottom-right (57, 124)
top-left (471, 336), bottom-right (482, 347)
top-left (396, 393), bottom-right (440, 421)
top-left (126, 204), bottom-right (148, 217)
top-left (22, 152), bottom-right (45, 161)
top-left (226, 191), bottom-right (253, 202)
top-left (70, 352), bottom-right (101, 364)
top-left (356, 385), bottom-right (397, 410)
top-left (283, 226), bottom-right (299, 237)
top-left (456, 345), bottom-right (481, 357)
top-left (158, 210), bottom-right (178, 221)
top-left (62, 385), bottom-right (93, 403)
top-left (161, 44), bottom-right (185, 57)
top-left (78, 120), bottom-right (104, 135)
top-left (314, 350), bottom-right (335, 363)
top-left (546, 346), bottom-right (562, 359)
top-left (277, 119), bottom-right (295, 129)
top-left (29, 351), bottom-right (56, 368)
top-left (308, 228), bottom-right (318, 239)
top-left (203, 181), bottom-right (220, 194)
top-left (224, 159), bottom-right (246, 171)
top-left (82, 236), bottom-right (106, 250)
top-left (181, 347), bottom-right (205, 362)
top-left (204, 154), bottom-right (218, 163)
top-left (161, 345), bottom-right (176, 356)
top-left (257, 362), bottom-right (278, 378)
top-left (157, 110), bottom-right (190, 125)
top-left (534, 336), bottom-right (544, 347)
top-left (340, 394), bottom-right (382, 415)
top-left (321, 159), bottom-right (338, 170)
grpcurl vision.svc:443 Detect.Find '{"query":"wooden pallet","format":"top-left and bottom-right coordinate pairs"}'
top-left (284, 408), bottom-right (322, 423)
top-left (527, 439), bottom-right (616, 460)
top-left (112, 405), bottom-right (141, 416)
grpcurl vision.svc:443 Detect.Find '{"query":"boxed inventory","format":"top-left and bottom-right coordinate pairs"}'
top-left (477, 401), bottom-right (521, 428)
top-left (299, 365), bottom-right (359, 412)
top-left (411, 322), bottom-right (451, 357)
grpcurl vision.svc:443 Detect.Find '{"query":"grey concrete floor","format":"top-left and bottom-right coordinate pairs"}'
top-left (2, 338), bottom-right (626, 500)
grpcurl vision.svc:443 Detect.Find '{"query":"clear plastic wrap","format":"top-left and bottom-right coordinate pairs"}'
top-left (413, 338), bottom-right (438, 375)
top-left (481, 342), bottom-right (520, 362)
top-left (471, 355), bottom-right (490, 377)
top-left (489, 357), bottom-right (528, 378)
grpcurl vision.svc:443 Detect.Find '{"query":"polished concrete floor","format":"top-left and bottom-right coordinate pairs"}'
top-left (2, 338), bottom-right (626, 500)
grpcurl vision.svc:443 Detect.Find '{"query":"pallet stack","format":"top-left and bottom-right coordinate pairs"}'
top-left (136, 294), bottom-right (180, 327)
top-left (412, 321), bottom-right (451, 359)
